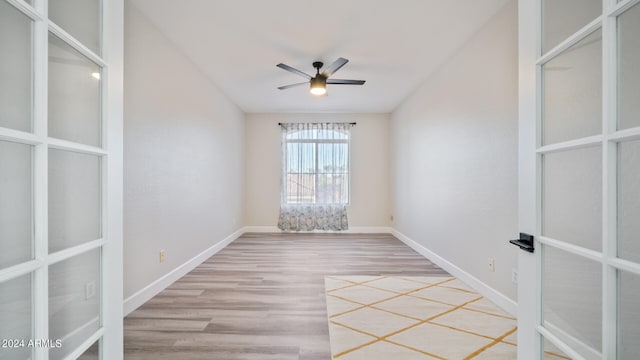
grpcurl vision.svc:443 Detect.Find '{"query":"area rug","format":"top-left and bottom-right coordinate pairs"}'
top-left (324, 275), bottom-right (519, 359)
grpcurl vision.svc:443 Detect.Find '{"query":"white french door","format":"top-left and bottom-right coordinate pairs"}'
top-left (518, 0), bottom-right (640, 359)
top-left (0, 0), bottom-right (123, 359)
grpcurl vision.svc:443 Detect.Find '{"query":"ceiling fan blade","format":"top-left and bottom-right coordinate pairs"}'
top-left (277, 63), bottom-right (312, 79)
top-left (326, 79), bottom-right (366, 85)
top-left (278, 81), bottom-right (309, 90)
top-left (321, 57), bottom-right (349, 78)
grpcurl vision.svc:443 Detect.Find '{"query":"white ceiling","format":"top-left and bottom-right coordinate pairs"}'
top-left (129, 0), bottom-right (510, 113)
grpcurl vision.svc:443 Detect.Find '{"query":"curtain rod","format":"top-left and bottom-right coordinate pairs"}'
top-left (277, 122), bottom-right (356, 126)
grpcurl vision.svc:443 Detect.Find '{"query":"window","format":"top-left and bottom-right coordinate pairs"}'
top-left (281, 123), bottom-right (350, 205)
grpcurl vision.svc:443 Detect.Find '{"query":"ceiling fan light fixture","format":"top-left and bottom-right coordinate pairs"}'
top-left (277, 58), bottom-right (365, 95)
top-left (310, 76), bottom-right (327, 95)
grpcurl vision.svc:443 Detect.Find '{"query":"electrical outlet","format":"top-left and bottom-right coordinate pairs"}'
top-left (512, 268), bottom-right (518, 284)
top-left (488, 258), bottom-right (495, 272)
top-left (85, 281), bottom-right (96, 300)
top-left (159, 250), bottom-right (165, 263)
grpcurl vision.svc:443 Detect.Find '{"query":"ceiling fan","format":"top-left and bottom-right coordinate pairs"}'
top-left (277, 57), bottom-right (365, 96)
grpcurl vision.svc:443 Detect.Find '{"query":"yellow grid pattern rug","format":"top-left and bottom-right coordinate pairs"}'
top-left (324, 275), bottom-right (518, 359)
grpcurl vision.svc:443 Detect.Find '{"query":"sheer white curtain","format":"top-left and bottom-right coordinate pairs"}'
top-left (277, 122), bottom-right (350, 231)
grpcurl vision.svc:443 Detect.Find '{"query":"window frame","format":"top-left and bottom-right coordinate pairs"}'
top-left (282, 129), bottom-right (351, 206)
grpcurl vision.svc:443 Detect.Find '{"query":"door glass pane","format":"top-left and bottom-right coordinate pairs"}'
top-left (0, 141), bottom-right (33, 269)
top-left (0, 0), bottom-right (33, 132)
top-left (543, 246), bottom-right (602, 354)
top-left (49, 149), bottom-right (101, 253)
top-left (619, 140), bottom-right (640, 263)
top-left (619, 271), bottom-right (640, 359)
top-left (543, 146), bottom-right (602, 251)
top-left (48, 34), bottom-right (102, 147)
top-left (49, 0), bottom-right (101, 55)
top-left (542, 30), bottom-right (602, 145)
top-left (77, 341), bottom-right (99, 360)
top-left (49, 249), bottom-right (101, 360)
top-left (543, 337), bottom-right (571, 359)
top-left (542, 0), bottom-right (600, 53)
top-left (618, 2), bottom-right (640, 130)
top-left (0, 274), bottom-right (32, 360)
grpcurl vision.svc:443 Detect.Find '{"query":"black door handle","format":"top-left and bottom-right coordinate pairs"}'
top-left (510, 233), bottom-right (534, 253)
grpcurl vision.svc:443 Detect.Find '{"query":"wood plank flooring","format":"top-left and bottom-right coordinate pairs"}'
top-left (124, 233), bottom-right (449, 360)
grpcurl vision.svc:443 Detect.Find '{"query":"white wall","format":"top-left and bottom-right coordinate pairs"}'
top-left (390, 0), bottom-right (518, 301)
top-left (123, 3), bottom-right (245, 299)
top-left (244, 113), bottom-right (390, 230)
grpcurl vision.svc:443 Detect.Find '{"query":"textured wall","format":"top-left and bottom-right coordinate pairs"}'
top-left (123, 3), bottom-right (245, 299)
top-left (390, 1), bottom-right (519, 300)
top-left (244, 113), bottom-right (391, 229)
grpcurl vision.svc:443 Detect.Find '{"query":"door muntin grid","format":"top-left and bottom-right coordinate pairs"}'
top-left (0, 0), bottom-right (109, 358)
top-left (536, 0), bottom-right (640, 359)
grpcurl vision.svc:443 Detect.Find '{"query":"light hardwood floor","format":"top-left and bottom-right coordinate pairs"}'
top-left (124, 233), bottom-right (449, 360)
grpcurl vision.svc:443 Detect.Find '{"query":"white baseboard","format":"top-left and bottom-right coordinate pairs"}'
top-left (243, 226), bottom-right (280, 233)
top-left (391, 229), bottom-right (518, 317)
top-left (243, 226), bottom-right (393, 234)
top-left (123, 228), bottom-right (245, 316)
